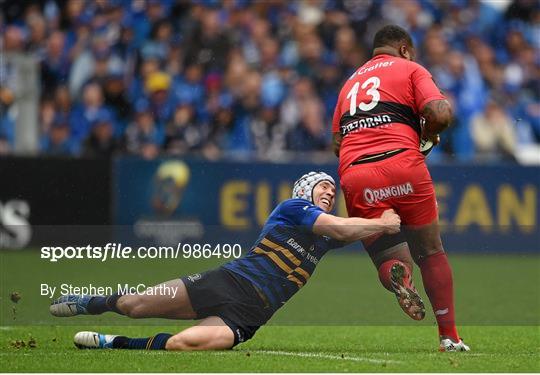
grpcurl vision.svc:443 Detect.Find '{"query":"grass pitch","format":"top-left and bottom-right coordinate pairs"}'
top-left (1, 251), bottom-right (539, 372)
top-left (1, 325), bottom-right (538, 372)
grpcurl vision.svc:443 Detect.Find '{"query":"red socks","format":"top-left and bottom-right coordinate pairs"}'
top-left (417, 251), bottom-right (459, 341)
top-left (377, 259), bottom-right (409, 292)
top-left (377, 253), bottom-right (460, 342)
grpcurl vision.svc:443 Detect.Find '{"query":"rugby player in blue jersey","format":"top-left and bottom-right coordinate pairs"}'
top-left (50, 171), bottom-right (400, 351)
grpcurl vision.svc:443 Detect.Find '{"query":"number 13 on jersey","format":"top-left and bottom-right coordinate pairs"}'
top-left (346, 76), bottom-right (381, 115)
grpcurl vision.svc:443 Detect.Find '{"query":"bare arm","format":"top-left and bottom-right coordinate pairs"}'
top-left (312, 209), bottom-right (400, 242)
top-left (421, 99), bottom-right (453, 139)
top-left (332, 132), bottom-right (342, 157)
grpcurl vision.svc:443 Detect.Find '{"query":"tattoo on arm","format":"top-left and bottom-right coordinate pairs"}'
top-left (421, 99), bottom-right (453, 136)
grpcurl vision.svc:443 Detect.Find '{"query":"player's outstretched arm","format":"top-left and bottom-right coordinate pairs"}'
top-left (312, 209), bottom-right (401, 242)
top-left (421, 99), bottom-right (453, 140)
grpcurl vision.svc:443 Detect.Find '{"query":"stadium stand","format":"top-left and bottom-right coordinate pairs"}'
top-left (1, 0), bottom-right (538, 162)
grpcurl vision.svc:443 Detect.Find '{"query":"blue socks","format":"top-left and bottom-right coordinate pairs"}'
top-left (87, 294), bottom-right (123, 315)
top-left (112, 333), bottom-right (172, 350)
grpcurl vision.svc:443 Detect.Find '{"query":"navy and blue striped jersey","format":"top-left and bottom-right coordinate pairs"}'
top-left (223, 198), bottom-right (344, 312)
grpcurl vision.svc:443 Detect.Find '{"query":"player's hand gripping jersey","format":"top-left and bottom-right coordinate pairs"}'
top-left (332, 54), bottom-right (445, 177)
top-left (223, 198), bottom-right (342, 311)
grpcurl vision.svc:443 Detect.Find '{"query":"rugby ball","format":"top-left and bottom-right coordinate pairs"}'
top-left (420, 139), bottom-right (434, 156)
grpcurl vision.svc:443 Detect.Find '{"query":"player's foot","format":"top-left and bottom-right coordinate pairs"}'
top-left (50, 295), bottom-right (92, 317)
top-left (439, 337), bottom-right (470, 352)
top-left (390, 262), bottom-right (426, 320)
top-left (74, 331), bottom-right (117, 349)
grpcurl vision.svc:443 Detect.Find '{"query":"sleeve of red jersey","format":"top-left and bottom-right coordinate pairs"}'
top-left (411, 63), bottom-right (446, 113)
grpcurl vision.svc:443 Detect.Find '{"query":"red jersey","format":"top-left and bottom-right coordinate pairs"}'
top-left (332, 54), bottom-right (445, 176)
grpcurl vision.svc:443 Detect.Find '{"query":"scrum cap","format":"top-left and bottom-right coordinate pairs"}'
top-left (292, 171), bottom-right (335, 203)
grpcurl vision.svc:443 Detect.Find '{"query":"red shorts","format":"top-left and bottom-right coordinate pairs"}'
top-left (340, 149), bottom-right (438, 227)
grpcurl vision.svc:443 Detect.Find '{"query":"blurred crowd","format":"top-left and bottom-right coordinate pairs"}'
top-left (1, 0), bottom-right (539, 162)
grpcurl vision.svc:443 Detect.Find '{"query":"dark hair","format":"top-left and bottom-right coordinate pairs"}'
top-left (373, 25), bottom-right (413, 49)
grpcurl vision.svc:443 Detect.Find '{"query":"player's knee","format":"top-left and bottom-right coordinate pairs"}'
top-left (165, 332), bottom-right (202, 351)
top-left (116, 295), bottom-right (146, 318)
top-left (413, 248), bottom-right (444, 264)
top-left (165, 329), bottom-right (233, 351)
top-left (164, 334), bottom-right (185, 350)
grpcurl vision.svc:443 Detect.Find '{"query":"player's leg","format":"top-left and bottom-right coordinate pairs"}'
top-left (73, 316), bottom-right (235, 351)
top-left (364, 234), bottom-right (426, 321)
top-left (165, 316), bottom-right (235, 350)
top-left (404, 220), bottom-right (460, 339)
top-left (394, 153), bottom-right (468, 351)
top-left (116, 279), bottom-right (196, 319)
top-left (403, 220), bottom-right (469, 351)
top-left (366, 234), bottom-right (415, 284)
top-left (340, 163), bottom-right (425, 320)
top-left (50, 279), bottom-right (196, 319)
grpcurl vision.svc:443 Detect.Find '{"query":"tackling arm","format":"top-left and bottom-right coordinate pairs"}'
top-left (312, 209), bottom-right (400, 242)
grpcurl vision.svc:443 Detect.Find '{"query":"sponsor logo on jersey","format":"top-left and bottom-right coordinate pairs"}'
top-left (341, 114), bottom-right (393, 135)
top-left (348, 60), bottom-right (395, 79)
top-left (286, 238), bottom-right (319, 264)
top-left (364, 183), bottom-right (414, 204)
top-left (287, 238), bottom-right (307, 254)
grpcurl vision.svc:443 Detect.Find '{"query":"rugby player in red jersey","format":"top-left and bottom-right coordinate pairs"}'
top-left (332, 25), bottom-right (469, 352)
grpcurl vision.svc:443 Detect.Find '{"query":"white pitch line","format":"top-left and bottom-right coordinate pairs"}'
top-left (0, 348), bottom-right (400, 364)
top-left (0, 350), bottom-right (400, 364)
top-left (231, 350), bottom-right (402, 364)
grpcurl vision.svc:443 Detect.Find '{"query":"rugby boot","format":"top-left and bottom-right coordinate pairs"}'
top-left (390, 262), bottom-right (426, 320)
top-left (50, 295), bottom-right (92, 316)
top-left (439, 337), bottom-right (470, 352)
top-left (74, 331), bottom-right (117, 349)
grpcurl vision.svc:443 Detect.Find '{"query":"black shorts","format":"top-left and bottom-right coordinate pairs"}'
top-left (181, 267), bottom-right (274, 347)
